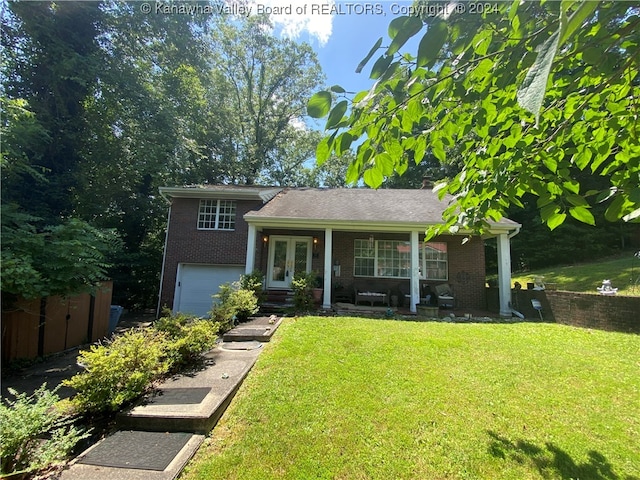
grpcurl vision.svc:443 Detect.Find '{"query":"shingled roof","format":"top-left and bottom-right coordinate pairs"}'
top-left (245, 187), bottom-right (520, 231)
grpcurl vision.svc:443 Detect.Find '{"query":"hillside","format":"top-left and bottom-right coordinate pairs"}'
top-left (510, 252), bottom-right (640, 296)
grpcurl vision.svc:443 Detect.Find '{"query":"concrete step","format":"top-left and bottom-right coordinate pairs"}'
top-left (116, 346), bottom-right (262, 434)
top-left (222, 316), bottom-right (283, 342)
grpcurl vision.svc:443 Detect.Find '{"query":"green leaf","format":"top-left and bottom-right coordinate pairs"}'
top-left (547, 212), bottom-right (567, 230)
top-left (330, 85), bottom-right (346, 93)
top-left (356, 37), bottom-right (383, 74)
top-left (605, 195), bottom-right (626, 222)
top-left (315, 136), bottom-right (331, 165)
top-left (307, 91), bottom-right (332, 118)
top-left (370, 55), bottom-right (393, 80)
top-left (346, 161), bottom-right (361, 185)
top-left (336, 132), bottom-right (353, 156)
top-left (414, 136), bottom-right (426, 163)
top-left (363, 167), bottom-right (384, 188)
top-left (376, 153), bottom-right (394, 177)
top-left (563, 180), bottom-right (580, 194)
top-left (559, 1), bottom-right (598, 46)
top-left (517, 18), bottom-right (562, 121)
top-left (569, 206), bottom-right (595, 225)
top-left (417, 20), bottom-right (448, 68)
top-left (542, 156), bottom-right (557, 173)
top-left (432, 144), bottom-right (446, 163)
top-left (566, 194), bottom-right (588, 207)
top-left (388, 16), bottom-right (423, 56)
top-left (325, 100), bottom-right (348, 129)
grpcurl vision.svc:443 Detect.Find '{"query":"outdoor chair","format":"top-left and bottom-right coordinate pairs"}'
top-left (434, 283), bottom-right (455, 309)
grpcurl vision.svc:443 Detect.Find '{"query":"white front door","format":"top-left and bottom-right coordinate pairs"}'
top-left (267, 236), bottom-right (312, 289)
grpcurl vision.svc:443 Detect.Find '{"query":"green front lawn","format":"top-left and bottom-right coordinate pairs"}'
top-left (182, 317), bottom-right (640, 480)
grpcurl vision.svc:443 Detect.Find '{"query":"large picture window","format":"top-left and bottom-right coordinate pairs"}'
top-left (353, 239), bottom-right (448, 280)
top-left (197, 199), bottom-right (236, 230)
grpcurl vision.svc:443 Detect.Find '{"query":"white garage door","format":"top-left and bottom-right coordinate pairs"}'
top-left (174, 264), bottom-right (245, 317)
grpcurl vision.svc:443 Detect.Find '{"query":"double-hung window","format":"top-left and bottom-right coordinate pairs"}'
top-left (197, 199), bottom-right (236, 230)
top-left (353, 239), bottom-right (447, 280)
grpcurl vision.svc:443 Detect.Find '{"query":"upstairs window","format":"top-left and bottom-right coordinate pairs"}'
top-left (197, 199), bottom-right (236, 230)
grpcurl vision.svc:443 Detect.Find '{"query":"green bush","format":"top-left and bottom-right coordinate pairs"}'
top-left (291, 271), bottom-right (316, 312)
top-left (64, 329), bottom-right (167, 414)
top-left (240, 270), bottom-right (265, 304)
top-left (211, 281), bottom-right (259, 328)
top-left (0, 384), bottom-right (89, 475)
top-left (155, 313), bottom-right (219, 372)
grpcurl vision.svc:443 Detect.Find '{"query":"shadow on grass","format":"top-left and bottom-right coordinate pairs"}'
top-left (487, 431), bottom-right (639, 480)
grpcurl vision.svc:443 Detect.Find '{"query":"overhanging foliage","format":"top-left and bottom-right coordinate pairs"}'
top-left (309, 0), bottom-right (639, 237)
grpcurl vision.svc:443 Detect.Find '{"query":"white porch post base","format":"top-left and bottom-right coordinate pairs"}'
top-left (245, 224), bottom-right (256, 274)
top-left (497, 233), bottom-right (512, 317)
top-left (322, 227), bottom-right (333, 309)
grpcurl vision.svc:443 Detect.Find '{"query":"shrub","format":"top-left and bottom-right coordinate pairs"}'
top-left (0, 384), bottom-right (88, 475)
top-left (64, 329), bottom-right (167, 414)
top-left (155, 313), bottom-right (219, 372)
top-left (240, 270), bottom-right (265, 304)
top-left (210, 281), bottom-right (259, 328)
top-left (291, 271), bottom-right (316, 312)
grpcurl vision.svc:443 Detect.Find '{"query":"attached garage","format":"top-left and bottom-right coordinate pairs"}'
top-left (173, 264), bottom-right (245, 317)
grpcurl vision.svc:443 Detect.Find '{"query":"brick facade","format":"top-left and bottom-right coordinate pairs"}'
top-left (160, 199), bottom-right (488, 311)
top-left (255, 229), bottom-right (486, 309)
top-left (159, 197), bottom-right (262, 309)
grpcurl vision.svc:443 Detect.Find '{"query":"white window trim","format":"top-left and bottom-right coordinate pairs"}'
top-left (197, 199), bottom-right (236, 231)
top-left (353, 239), bottom-right (448, 281)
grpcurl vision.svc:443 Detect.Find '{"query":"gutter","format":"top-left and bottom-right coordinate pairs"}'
top-left (508, 225), bottom-right (521, 239)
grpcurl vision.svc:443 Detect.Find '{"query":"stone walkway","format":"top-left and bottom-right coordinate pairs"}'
top-left (2, 316), bottom-right (283, 480)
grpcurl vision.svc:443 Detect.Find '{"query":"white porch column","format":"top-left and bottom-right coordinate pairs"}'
top-left (245, 224), bottom-right (257, 274)
top-left (496, 233), bottom-right (512, 317)
top-left (322, 227), bottom-right (333, 309)
top-left (410, 231), bottom-right (420, 313)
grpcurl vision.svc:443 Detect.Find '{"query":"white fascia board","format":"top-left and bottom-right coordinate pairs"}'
top-left (246, 215), bottom-right (522, 236)
top-left (159, 186), bottom-right (282, 202)
top-left (246, 216), bottom-right (442, 233)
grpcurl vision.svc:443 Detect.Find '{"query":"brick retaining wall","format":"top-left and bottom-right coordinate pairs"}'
top-left (545, 290), bottom-right (640, 333)
top-left (487, 288), bottom-right (640, 333)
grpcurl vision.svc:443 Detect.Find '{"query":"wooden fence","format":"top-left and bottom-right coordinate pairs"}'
top-left (1, 282), bottom-right (113, 363)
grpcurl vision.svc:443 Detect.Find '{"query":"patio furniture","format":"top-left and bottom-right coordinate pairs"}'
top-left (434, 283), bottom-right (455, 308)
top-left (531, 299), bottom-right (543, 321)
top-left (354, 281), bottom-right (390, 306)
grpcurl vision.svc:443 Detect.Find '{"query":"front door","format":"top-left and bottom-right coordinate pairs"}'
top-left (267, 236), bottom-right (312, 289)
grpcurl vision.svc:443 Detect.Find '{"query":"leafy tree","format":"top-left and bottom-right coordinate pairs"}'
top-left (1, 205), bottom-right (120, 300)
top-left (2, 1), bottom-right (103, 222)
top-left (309, 1), bottom-right (640, 238)
top-left (210, 16), bottom-right (325, 184)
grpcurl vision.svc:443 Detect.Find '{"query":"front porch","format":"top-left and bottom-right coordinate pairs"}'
top-left (244, 226), bottom-right (516, 317)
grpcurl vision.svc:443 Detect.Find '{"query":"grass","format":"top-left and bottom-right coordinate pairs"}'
top-left (181, 317), bottom-right (640, 480)
top-left (510, 252), bottom-right (640, 296)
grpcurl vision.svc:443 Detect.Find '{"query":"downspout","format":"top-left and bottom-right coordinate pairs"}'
top-left (156, 191), bottom-right (173, 318)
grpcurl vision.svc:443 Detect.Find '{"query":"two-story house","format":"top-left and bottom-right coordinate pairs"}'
top-left (158, 185), bottom-right (520, 317)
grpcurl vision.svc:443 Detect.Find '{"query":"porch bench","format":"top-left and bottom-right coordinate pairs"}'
top-left (354, 281), bottom-right (390, 307)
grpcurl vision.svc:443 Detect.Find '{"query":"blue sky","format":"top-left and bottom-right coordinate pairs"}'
top-left (263, 0), bottom-right (418, 94)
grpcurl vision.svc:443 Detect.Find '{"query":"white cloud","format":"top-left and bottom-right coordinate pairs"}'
top-left (288, 116), bottom-right (308, 131)
top-left (247, 0), bottom-right (335, 46)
